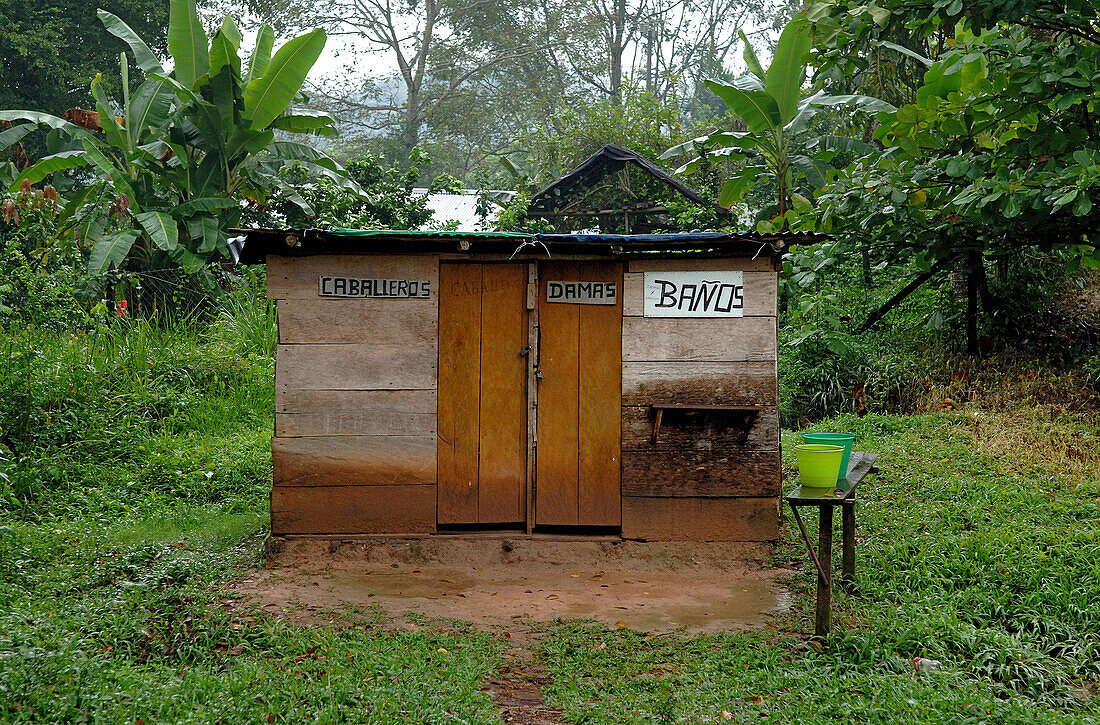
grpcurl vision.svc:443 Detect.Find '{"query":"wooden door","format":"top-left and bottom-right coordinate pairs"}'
top-left (536, 262), bottom-right (623, 527)
top-left (437, 264), bottom-right (528, 525)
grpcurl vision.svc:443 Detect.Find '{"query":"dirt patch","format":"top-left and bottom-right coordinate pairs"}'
top-left (231, 536), bottom-right (791, 633)
top-left (485, 627), bottom-right (566, 725)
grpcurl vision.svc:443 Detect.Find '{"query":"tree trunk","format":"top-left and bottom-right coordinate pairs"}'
top-left (609, 0), bottom-right (626, 104)
top-left (966, 249), bottom-right (980, 355)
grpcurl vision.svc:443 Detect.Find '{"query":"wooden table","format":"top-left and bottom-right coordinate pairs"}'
top-left (785, 451), bottom-right (878, 640)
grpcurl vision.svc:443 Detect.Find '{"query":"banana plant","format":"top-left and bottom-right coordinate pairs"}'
top-left (0, 0), bottom-right (363, 275)
top-left (661, 15), bottom-right (894, 231)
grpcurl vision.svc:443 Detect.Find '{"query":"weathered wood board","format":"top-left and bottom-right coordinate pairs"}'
top-left (577, 262), bottom-right (623, 526)
top-left (267, 255), bottom-right (439, 299)
top-left (621, 317), bottom-right (776, 362)
top-left (277, 299), bottom-right (436, 345)
top-left (626, 257), bottom-right (777, 273)
top-left (474, 264), bottom-right (529, 523)
top-left (272, 435), bottom-right (436, 486)
top-left (275, 390), bottom-right (436, 437)
top-left (275, 344), bottom-right (436, 390)
top-left (621, 405), bottom-right (779, 451)
top-left (622, 449), bottom-right (780, 497)
top-left (437, 264), bottom-right (483, 524)
top-left (622, 361), bottom-right (779, 406)
top-left (271, 485), bottom-right (436, 534)
top-left (536, 261), bottom-right (582, 526)
top-left (536, 261), bottom-right (623, 527)
top-left (621, 496), bottom-right (778, 541)
top-left (622, 272), bottom-right (777, 317)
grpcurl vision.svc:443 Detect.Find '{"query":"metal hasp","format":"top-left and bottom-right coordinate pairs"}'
top-left (785, 451), bottom-right (879, 641)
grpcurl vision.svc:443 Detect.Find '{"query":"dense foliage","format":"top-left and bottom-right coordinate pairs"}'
top-left (0, 0), bottom-right (169, 119)
top-left (0, 0), bottom-right (360, 286)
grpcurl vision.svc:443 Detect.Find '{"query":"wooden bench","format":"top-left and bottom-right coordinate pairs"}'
top-left (785, 451), bottom-right (878, 640)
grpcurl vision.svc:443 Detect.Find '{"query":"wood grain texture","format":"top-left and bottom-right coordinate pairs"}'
top-left (477, 264), bottom-right (528, 523)
top-left (437, 264), bottom-right (482, 524)
top-left (276, 344), bottom-right (436, 390)
top-left (536, 261), bottom-right (581, 526)
top-left (621, 450), bottom-right (780, 497)
top-left (577, 262), bottom-right (622, 527)
top-left (267, 255), bottom-right (439, 299)
top-left (272, 435), bottom-right (436, 486)
top-left (525, 263), bottom-right (539, 534)
top-left (621, 496), bottom-right (778, 541)
top-left (621, 405), bottom-right (779, 451)
top-left (626, 257), bottom-right (777, 273)
top-left (621, 271), bottom-right (777, 317)
top-left (621, 317), bottom-right (777, 362)
top-left (622, 361), bottom-right (779, 406)
top-left (277, 299), bottom-right (436, 345)
top-left (270, 485), bottom-right (436, 534)
top-left (275, 390), bottom-right (436, 437)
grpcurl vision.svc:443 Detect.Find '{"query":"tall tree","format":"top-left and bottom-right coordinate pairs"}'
top-left (806, 0), bottom-right (1100, 351)
top-left (0, 0), bottom-right (169, 114)
top-left (233, 0), bottom-right (546, 156)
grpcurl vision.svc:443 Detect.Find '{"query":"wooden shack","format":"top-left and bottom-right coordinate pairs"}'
top-left (237, 228), bottom-right (826, 541)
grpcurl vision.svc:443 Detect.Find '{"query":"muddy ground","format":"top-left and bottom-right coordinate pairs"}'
top-left (229, 536), bottom-right (792, 724)
top-left (232, 535), bottom-right (791, 633)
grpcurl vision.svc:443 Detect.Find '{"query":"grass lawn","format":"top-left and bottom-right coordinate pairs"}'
top-left (0, 316), bottom-right (1097, 723)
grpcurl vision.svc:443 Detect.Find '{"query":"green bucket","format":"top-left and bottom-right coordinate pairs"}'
top-left (802, 432), bottom-right (856, 482)
top-left (794, 444), bottom-right (845, 488)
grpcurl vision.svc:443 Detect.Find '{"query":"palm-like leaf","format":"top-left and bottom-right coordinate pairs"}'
top-left (137, 210), bottom-right (179, 252)
top-left (97, 10), bottom-right (165, 76)
top-left (246, 25), bottom-right (276, 85)
top-left (704, 80), bottom-right (781, 133)
top-left (740, 30), bottom-right (766, 80)
top-left (0, 124), bottom-right (37, 151)
top-left (271, 110), bottom-right (336, 135)
top-left (0, 110), bottom-right (85, 134)
top-left (765, 17), bottom-right (811, 124)
top-left (127, 80), bottom-right (174, 146)
top-left (810, 94), bottom-right (898, 114)
top-left (243, 29), bottom-right (327, 131)
top-left (12, 151), bottom-right (89, 188)
top-left (89, 230), bottom-right (140, 272)
top-left (209, 15), bottom-right (243, 75)
top-left (168, 0), bottom-right (209, 89)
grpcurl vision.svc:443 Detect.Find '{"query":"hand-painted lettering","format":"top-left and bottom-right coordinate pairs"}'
top-left (643, 271), bottom-right (745, 317)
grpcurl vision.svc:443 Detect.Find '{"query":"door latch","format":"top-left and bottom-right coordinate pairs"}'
top-left (519, 345), bottom-right (531, 357)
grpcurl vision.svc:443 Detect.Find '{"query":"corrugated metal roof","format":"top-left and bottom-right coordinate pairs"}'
top-left (234, 227), bottom-right (830, 263)
top-left (410, 189), bottom-right (515, 231)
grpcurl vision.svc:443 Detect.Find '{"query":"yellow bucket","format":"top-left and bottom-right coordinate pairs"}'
top-left (794, 444), bottom-right (845, 488)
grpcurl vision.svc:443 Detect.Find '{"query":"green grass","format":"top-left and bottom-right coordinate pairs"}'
top-left (0, 284), bottom-right (1097, 722)
top-left (534, 412), bottom-right (1100, 723)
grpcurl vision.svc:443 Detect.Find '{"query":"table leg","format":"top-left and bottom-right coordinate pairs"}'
top-left (815, 506), bottom-right (833, 640)
top-left (841, 502), bottom-right (856, 594)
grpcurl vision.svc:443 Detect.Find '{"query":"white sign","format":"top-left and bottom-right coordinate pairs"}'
top-left (643, 271), bottom-right (743, 317)
top-left (319, 276), bottom-right (432, 298)
top-left (546, 280), bottom-right (618, 305)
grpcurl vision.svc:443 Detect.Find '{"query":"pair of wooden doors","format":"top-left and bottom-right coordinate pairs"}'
top-left (436, 262), bottom-right (622, 529)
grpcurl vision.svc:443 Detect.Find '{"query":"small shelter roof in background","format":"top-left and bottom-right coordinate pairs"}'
top-left (232, 228), bottom-right (830, 264)
top-left (526, 143), bottom-right (732, 233)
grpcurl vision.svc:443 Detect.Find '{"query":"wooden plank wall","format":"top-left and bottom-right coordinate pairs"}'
top-left (620, 256), bottom-right (780, 541)
top-left (269, 255), bottom-right (439, 534)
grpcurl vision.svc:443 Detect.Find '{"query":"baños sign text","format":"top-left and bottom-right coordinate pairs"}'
top-left (319, 276), bottom-right (432, 298)
top-left (643, 271), bottom-right (744, 317)
top-left (546, 280), bottom-right (618, 305)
